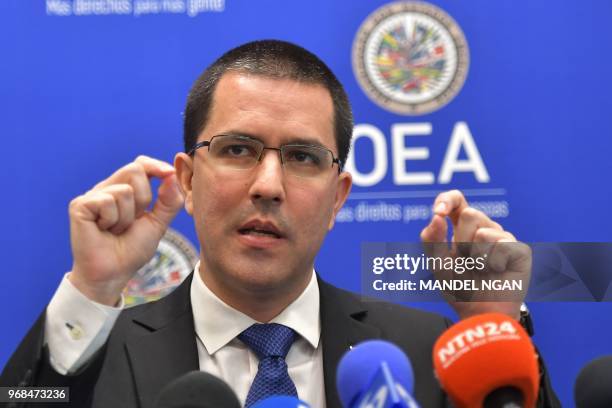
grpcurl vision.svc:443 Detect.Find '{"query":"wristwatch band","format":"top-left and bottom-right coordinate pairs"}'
top-left (519, 303), bottom-right (534, 336)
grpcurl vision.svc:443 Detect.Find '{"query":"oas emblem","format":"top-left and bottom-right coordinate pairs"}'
top-left (353, 1), bottom-right (469, 115)
top-left (123, 228), bottom-right (199, 307)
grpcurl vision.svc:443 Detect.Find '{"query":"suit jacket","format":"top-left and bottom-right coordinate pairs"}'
top-left (1, 273), bottom-right (560, 408)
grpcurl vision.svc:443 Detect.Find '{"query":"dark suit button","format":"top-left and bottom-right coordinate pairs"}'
top-left (18, 369), bottom-right (33, 386)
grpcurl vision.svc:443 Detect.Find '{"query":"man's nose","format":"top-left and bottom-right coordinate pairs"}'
top-left (248, 149), bottom-right (286, 203)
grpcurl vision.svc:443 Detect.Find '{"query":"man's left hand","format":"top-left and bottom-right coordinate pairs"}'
top-left (420, 190), bottom-right (531, 320)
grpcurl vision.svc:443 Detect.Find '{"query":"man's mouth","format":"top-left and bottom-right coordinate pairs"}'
top-left (237, 220), bottom-right (284, 240)
top-left (238, 227), bottom-right (281, 239)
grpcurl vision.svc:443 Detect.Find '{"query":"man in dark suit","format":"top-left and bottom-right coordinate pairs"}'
top-left (0, 40), bottom-right (560, 407)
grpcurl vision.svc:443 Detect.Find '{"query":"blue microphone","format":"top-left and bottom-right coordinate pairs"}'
top-left (251, 396), bottom-right (311, 407)
top-left (336, 340), bottom-right (420, 408)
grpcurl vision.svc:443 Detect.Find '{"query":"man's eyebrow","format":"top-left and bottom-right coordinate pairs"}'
top-left (218, 131), bottom-right (262, 141)
top-left (284, 137), bottom-right (328, 148)
top-left (221, 131), bottom-right (330, 149)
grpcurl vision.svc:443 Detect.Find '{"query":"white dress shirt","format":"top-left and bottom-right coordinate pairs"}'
top-left (191, 263), bottom-right (325, 407)
top-left (44, 265), bottom-right (326, 407)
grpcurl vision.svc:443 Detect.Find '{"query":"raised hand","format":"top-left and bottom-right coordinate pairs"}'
top-left (68, 156), bottom-right (185, 306)
top-left (420, 190), bottom-right (531, 320)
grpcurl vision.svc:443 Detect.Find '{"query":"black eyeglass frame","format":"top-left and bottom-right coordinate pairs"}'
top-left (187, 134), bottom-right (343, 174)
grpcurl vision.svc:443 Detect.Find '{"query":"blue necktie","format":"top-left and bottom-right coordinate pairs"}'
top-left (238, 323), bottom-right (298, 407)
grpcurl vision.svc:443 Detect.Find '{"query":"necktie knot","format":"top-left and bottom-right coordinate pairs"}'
top-left (238, 323), bottom-right (296, 359)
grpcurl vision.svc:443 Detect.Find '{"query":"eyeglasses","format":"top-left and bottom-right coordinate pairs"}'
top-left (188, 134), bottom-right (342, 178)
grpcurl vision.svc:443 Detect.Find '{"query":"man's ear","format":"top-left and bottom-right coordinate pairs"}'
top-left (174, 152), bottom-right (194, 215)
top-left (328, 171), bottom-right (352, 230)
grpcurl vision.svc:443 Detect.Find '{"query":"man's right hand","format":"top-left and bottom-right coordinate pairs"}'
top-left (67, 156), bottom-right (185, 306)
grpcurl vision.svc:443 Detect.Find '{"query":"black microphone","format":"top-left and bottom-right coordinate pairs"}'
top-left (575, 355), bottom-right (612, 408)
top-left (155, 371), bottom-right (241, 408)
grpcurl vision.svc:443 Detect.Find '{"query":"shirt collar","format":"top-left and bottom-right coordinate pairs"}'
top-left (190, 261), bottom-right (321, 355)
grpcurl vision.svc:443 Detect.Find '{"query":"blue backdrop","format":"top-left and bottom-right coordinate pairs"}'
top-left (1, 1), bottom-right (611, 406)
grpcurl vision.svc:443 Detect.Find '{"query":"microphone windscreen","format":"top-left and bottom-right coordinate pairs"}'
top-left (251, 396), bottom-right (311, 407)
top-left (432, 313), bottom-right (539, 408)
top-left (155, 371), bottom-right (241, 408)
top-left (336, 339), bottom-right (415, 407)
top-left (574, 355), bottom-right (612, 408)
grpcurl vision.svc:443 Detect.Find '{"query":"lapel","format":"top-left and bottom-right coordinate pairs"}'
top-left (125, 273), bottom-right (200, 408)
top-left (319, 277), bottom-right (382, 408)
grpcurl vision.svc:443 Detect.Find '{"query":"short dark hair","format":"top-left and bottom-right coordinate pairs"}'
top-left (183, 40), bottom-right (353, 169)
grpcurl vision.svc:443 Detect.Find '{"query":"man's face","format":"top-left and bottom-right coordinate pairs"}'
top-left (176, 72), bottom-right (352, 301)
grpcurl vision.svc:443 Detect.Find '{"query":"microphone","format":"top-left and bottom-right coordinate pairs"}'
top-left (336, 339), bottom-right (420, 408)
top-left (154, 371), bottom-right (241, 408)
top-left (432, 313), bottom-right (539, 408)
top-left (574, 355), bottom-right (612, 408)
top-left (251, 396), bottom-right (311, 407)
